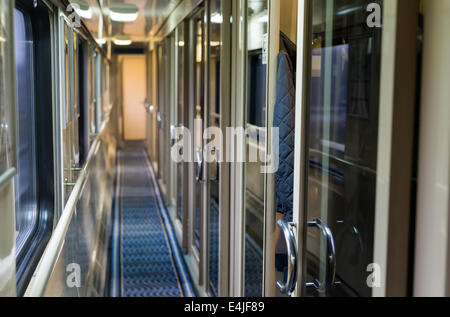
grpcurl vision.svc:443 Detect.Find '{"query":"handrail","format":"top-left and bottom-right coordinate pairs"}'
top-left (25, 138), bottom-right (102, 297)
top-left (0, 167), bottom-right (17, 190)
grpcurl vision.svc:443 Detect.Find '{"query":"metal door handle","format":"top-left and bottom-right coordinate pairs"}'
top-left (306, 218), bottom-right (336, 293)
top-left (276, 220), bottom-right (297, 295)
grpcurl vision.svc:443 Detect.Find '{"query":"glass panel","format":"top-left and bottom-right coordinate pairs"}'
top-left (273, 0), bottom-right (298, 297)
top-left (72, 33), bottom-right (80, 167)
top-left (305, 0), bottom-right (383, 297)
top-left (89, 49), bottom-right (96, 138)
top-left (95, 54), bottom-right (103, 128)
top-left (208, 0), bottom-right (222, 296)
top-left (0, 1), bottom-right (15, 177)
top-left (62, 21), bottom-right (73, 203)
top-left (64, 21), bottom-right (70, 124)
top-left (176, 24), bottom-right (185, 222)
top-left (244, 0), bottom-right (268, 297)
top-left (193, 12), bottom-right (205, 252)
top-left (157, 45), bottom-right (164, 180)
top-left (162, 37), bottom-right (172, 200)
top-left (13, 8), bottom-right (38, 255)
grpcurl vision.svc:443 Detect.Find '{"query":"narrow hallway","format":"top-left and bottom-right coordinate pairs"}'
top-left (110, 142), bottom-right (194, 297)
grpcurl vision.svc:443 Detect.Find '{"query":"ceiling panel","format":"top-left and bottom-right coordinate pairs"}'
top-left (70, 0), bottom-right (180, 44)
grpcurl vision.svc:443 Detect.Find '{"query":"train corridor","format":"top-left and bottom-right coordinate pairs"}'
top-left (109, 142), bottom-right (194, 297)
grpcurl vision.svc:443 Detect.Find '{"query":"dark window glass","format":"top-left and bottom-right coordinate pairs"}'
top-left (305, 0), bottom-right (383, 297)
top-left (13, 8), bottom-right (38, 255)
top-left (247, 52), bottom-right (267, 127)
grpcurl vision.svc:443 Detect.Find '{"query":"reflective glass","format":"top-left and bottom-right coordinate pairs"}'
top-left (13, 8), bottom-right (38, 255)
top-left (193, 13), bottom-right (205, 252)
top-left (305, 0), bottom-right (383, 297)
top-left (176, 24), bottom-right (185, 222)
top-left (208, 0), bottom-right (222, 296)
top-left (244, 0), bottom-right (268, 297)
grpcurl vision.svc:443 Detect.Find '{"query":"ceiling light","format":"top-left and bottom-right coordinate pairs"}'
top-left (109, 3), bottom-right (139, 22)
top-left (114, 39), bottom-right (132, 46)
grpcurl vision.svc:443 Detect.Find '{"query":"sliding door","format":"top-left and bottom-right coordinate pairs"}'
top-left (292, 0), bottom-right (418, 297)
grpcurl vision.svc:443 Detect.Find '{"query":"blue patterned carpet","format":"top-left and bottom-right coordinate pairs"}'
top-left (112, 142), bottom-right (193, 297)
top-left (111, 142), bottom-right (262, 297)
top-left (209, 198), bottom-right (263, 297)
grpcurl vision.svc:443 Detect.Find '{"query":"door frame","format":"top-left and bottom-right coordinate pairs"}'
top-left (229, 0), bottom-right (247, 297)
top-left (229, 0), bottom-right (278, 297)
top-left (185, 5), bottom-right (208, 296)
top-left (413, 0), bottom-right (450, 297)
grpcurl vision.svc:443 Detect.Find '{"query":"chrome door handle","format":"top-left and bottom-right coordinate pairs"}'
top-left (276, 220), bottom-right (297, 295)
top-left (306, 218), bottom-right (336, 293)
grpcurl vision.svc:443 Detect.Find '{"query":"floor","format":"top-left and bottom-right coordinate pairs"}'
top-left (109, 141), bottom-right (262, 297)
top-left (110, 142), bottom-right (194, 297)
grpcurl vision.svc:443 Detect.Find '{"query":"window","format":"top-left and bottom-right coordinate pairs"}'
top-left (13, 8), bottom-right (38, 256)
top-left (13, 1), bottom-right (54, 296)
top-left (247, 51), bottom-right (267, 127)
top-left (78, 39), bottom-right (91, 164)
top-left (95, 53), bottom-right (104, 129)
top-left (89, 50), bottom-right (96, 137)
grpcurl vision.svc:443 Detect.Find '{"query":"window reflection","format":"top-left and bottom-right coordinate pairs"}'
top-left (13, 8), bottom-right (39, 256)
top-left (194, 12), bottom-right (205, 252)
top-left (244, 0), bottom-right (268, 298)
top-left (208, 0), bottom-right (221, 297)
top-left (306, 0), bottom-right (383, 297)
top-left (177, 23), bottom-right (185, 223)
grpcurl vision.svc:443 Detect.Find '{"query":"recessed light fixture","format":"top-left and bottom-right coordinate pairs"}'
top-left (113, 36), bottom-right (132, 46)
top-left (109, 3), bottom-right (139, 22)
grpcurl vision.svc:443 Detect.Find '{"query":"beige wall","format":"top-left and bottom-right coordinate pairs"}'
top-left (120, 55), bottom-right (147, 141)
top-left (280, 0), bottom-right (298, 44)
top-left (414, 0), bottom-right (450, 297)
top-left (0, 181), bottom-right (16, 297)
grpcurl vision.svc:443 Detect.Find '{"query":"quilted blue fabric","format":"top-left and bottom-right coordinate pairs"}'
top-left (273, 47), bottom-right (296, 222)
